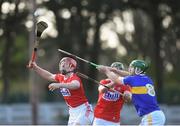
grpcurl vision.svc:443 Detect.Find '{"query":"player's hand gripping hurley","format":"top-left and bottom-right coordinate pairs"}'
top-left (27, 21), bottom-right (48, 68)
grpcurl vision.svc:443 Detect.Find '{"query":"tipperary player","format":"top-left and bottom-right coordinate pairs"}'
top-left (93, 62), bottom-right (132, 126)
top-left (28, 57), bottom-right (94, 126)
top-left (97, 60), bottom-right (166, 126)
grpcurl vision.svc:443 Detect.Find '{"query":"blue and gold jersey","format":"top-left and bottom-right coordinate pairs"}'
top-left (123, 75), bottom-right (160, 117)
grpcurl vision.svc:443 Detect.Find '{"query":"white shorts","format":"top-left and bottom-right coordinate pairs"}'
top-left (93, 117), bottom-right (120, 126)
top-left (68, 102), bottom-right (94, 126)
top-left (139, 110), bottom-right (166, 126)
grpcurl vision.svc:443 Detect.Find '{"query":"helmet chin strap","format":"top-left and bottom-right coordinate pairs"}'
top-left (60, 69), bottom-right (77, 75)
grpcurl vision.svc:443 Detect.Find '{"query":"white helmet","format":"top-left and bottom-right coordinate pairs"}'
top-left (59, 57), bottom-right (77, 74)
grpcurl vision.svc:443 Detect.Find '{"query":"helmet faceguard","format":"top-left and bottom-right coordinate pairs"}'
top-left (129, 60), bottom-right (148, 75)
top-left (59, 57), bottom-right (77, 75)
top-left (110, 62), bottom-right (124, 70)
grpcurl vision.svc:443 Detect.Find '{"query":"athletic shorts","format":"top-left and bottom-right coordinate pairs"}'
top-left (139, 110), bottom-right (166, 126)
top-left (68, 102), bottom-right (94, 126)
top-left (93, 117), bottom-right (120, 126)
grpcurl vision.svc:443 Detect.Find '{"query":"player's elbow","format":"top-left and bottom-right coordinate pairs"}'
top-left (106, 72), bottom-right (119, 83)
top-left (69, 80), bottom-right (80, 90)
top-left (72, 84), bottom-right (80, 90)
top-left (47, 75), bottom-right (56, 82)
top-left (98, 86), bottom-right (107, 93)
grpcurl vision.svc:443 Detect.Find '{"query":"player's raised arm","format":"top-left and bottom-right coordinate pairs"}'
top-left (107, 67), bottom-right (130, 77)
top-left (97, 65), bottom-right (123, 84)
top-left (29, 61), bottom-right (56, 82)
top-left (98, 79), bottom-right (115, 93)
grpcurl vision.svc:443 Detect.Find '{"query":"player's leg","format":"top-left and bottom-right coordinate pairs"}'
top-left (73, 103), bottom-right (94, 125)
top-left (68, 107), bottom-right (80, 126)
top-left (151, 110), bottom-right (166, 125)
top-left (68, 111), bottom-right (76, 126)
top-left (93, 117), bottom-right (120, 126)
top-left (68, 103), bottom-right (94, 126)
top-left (67, 116), bottom-right (74, 126)
top-left (139, 110), bottom-right (165, 126)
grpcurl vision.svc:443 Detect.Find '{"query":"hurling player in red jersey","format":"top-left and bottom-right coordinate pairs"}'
top-left (93, 62), bottom-right (132, 126)
top-left (28, 57), bottom-right (94, 126)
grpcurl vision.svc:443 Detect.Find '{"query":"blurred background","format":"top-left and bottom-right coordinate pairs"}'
top-left (0, 0), bottom-right (180, 125)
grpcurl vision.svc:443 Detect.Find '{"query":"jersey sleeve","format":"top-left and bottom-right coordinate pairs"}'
top-left (54, 74), bottom-right (63, 82)
top-left (121, 85), bottom-right (131, 93)
top-left (122, 76), bottom-right (133, 86)
top-left (100, 79), bottom-right (111, 85)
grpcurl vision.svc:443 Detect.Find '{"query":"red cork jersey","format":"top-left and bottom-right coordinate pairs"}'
top-left (94, 79), bottom-right (131, 122)
top-left (55, 73), bottom-right (88, 107)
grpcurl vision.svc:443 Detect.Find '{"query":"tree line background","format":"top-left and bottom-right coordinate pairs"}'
top-left (0, 0), bottom-right (180, 105)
